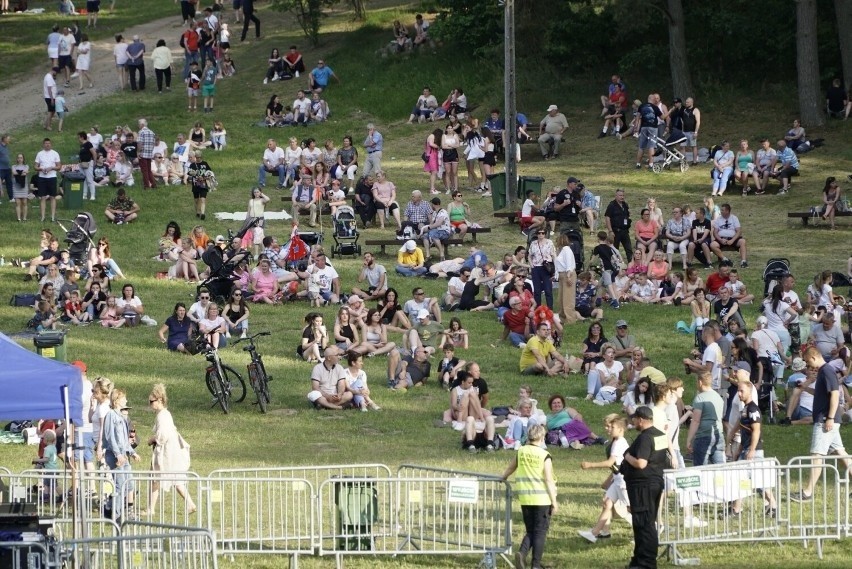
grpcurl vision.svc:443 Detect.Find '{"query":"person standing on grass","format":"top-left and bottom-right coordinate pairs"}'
top-left (362, 124), bottom-right (383, 178)
top-left (137, 119), bottom-right (156, 190)
top-left (685, 369), bottom-right (725, 466)
top-left (201, 60), bottom-right (218, 114)
top-left (34, 138), bottom-right (61, 223)
top-left (113, 35), bottom-right (129, 90)
top-left (791, 347), bottom-right (852, 503)
top-left (240, 0), bottom-right (260, 42)
top-left (605, 188), bottom-right (632, 260)
top-left (0, 134), bottom-right (12, 202)
top-left (43, 67), bottom-right (59, 131)
top-left (620, 405), bottom-right (669, 569)
top-left (126, 35), bottom-right (146, 91)
top-left (502, 424), bottom-right (558, 569)
top-left (186, 61), bottom-right (201, 112)
top-left (152, 39), bottom-right (173, 94)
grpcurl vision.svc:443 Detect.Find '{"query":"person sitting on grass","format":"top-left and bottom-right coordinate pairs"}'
top-left (100, 294), bottom-right (126, 328)
top-left (504, 398), bottom-right (542, 450)
top-left (29, 300), bottom-right (57, 331)
top-left (519, 322), bottom-right (569, 377)
top-left (297, 312), bottom-right (327, 363)
top-left (545, 394), bottom-right (603, 448)
top-left (578, 414), bottom-right (631, 543)
top-left (307, 346), bottom-right (353, 410)
top-left (344, 352), bottom-right (381, 411)
top-left (63, 290), bottom-right (91, 325)
top-left (104, 188), bottom-right (140, 225)
top-left (391, 346), bottom-right (431, 391)
top-left (437, 344), bottom-right (466, 389)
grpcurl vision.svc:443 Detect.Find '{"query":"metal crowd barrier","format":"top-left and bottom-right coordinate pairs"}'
top-left (317, 474), bottom-right (512, 569)
top-left (787, 454), bottom-right (852, 536)
top-left (0, 540), bottom-right (51, 569)
top-left (660, 459), bottom-right (843, 564)
top-left (208, 463), bottom-right (393, 488)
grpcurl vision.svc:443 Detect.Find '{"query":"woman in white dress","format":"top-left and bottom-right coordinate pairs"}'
top-left (245, 187), bottom-right (269, 257)
top-left (142, 384), bottom-right (196, 517)
top-left (75, 34), bottom-right (94, 90)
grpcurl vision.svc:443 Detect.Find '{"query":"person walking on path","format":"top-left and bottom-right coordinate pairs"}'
top-left (240, 0), bottom-right (260, 42)
top-left (363, 123), bottom-right (383, 178)
top-left (0, 134), bottom-right (12, 202)
top-left (126, 35), bottom-right (146, 91)
top-left (501, 424), bottom-right (558, 569)
top-left (43, 67), bottom-right (59, 130)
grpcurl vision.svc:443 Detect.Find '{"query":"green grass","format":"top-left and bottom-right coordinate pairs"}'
top-left (1, 3), bottom-right (852, 568)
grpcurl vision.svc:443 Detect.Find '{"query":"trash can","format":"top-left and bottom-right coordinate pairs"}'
top-left (519, 176), bottom-right (545, 199)
top-left (33, 330), bottom-right (67, 362)
top-left (333, 477), bottom-right (377, 551)
top-left (487, 172), bottom-right (507, 211)
top-left (62, 173), bottom-right (85, 211)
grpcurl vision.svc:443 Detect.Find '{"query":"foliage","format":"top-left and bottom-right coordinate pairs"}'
top-left (349, 0), bottom-right (368, 20)
top-left (271, 0), bottom-right (340, 46)
top-left (430, 0), bottom-right (503, 59)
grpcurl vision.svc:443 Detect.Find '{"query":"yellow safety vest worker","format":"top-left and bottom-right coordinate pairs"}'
top-left (513, 444), bottom-right (553, 506)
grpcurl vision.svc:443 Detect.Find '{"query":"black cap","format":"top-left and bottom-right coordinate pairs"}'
top-left (566, 176), bottom-right (580, 184)
top-left (631, 406), bottom-right (654, 421)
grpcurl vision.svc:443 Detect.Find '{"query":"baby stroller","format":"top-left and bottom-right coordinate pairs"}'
top-left (62, 212), bottom-right (98, 268)
top-left (651, 128), bottom-right (689, 173)
top-left (564, 228), bottom-right (585, 271)
top-left (330, 205), bottom-right (361, 259)
top-left (762, 258), bottom-right (790, 297)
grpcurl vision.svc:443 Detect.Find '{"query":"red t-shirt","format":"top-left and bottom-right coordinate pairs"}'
top-left (609, 91), bottom-right (627, 110)
top-left (284, 50), bottom-right (302, 65)
top-left (705, 272), bottom-right (728, 295)
top-left (503, 309), bottom-right (528, 334)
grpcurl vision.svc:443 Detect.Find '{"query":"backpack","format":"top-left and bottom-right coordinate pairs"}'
top-left (609, 246), bottom-right (623, 272)
top-left (10, 293), bottom-right (38, 307)
top-left (396, 222), bottom-right (418, 241)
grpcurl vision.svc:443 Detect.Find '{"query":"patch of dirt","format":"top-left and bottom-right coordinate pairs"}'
top-left (268, 408), bottom-right (298, 416)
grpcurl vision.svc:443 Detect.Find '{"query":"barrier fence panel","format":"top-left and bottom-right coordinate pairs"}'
top-left (787, 455), bottom-right (852, 536)
top-left (660, 459), bottom-right (843, 565)
top-left (208, 463), bottom-right (392, 488)
top-left (204, 475), bottom-right (315, 562)
top-left (0, 540), bottom-right (51, 569)
top-left (318, 475), bottom-right (512, 569)
top-left (112, 470), bottom-right (204, 526)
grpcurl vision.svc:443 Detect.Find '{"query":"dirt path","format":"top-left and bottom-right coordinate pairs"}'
top-left (0, 15), bottom-right (189, 133)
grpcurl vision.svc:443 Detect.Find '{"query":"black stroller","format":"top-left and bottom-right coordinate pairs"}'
top-left (565, 228), bottom-right (585, 271)
top-left (330, 205), bottom-right (361, 258)
top-left (62, 212), bottom-right (98, 269)
top-left (763, 258), bottom-right (790, 297)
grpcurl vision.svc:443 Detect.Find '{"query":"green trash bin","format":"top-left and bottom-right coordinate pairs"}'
top-left (487, 172), bottom-right (507, 210)
top-left (519, 176), bottom-right (545, 199)
top-left (333, 477), bottom-right (377, 551)
top-left (33, 330), bottom-right (67, 362)
top-left (62, 174), bottom-right (85, 211)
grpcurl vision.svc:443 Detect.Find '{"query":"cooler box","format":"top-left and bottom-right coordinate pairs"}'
top-left (33, 330), bottom-right (67, 362)
top-left (333, 477), bottom-right (377, 551)
top-left (487, 172), bottom-right (507, 211)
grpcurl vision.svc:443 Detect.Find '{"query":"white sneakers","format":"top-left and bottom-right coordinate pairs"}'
top-left (263, 78), bottom-right (268, 84)
top-left (578, 530), bottom-right (597, 543)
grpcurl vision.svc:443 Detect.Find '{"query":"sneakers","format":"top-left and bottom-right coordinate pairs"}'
top-left (610, 299), bottom-right (621, 309)
top-left (515, 551), bottom-right (526, 569)
top-left (635, 163), bottom-right (642, 169)
top-left (240, 331), bottom-right (247, 339)
top-left (684, 515), bottom-right (708, 529)
top-left (263, 78), bottom-right (268, 84)
top-left (740, 260), bottom-right (749, 268)
top-left (467, 445), bottom-right (478, 454)
top-left (481, 191), bottom-right (492, 197)
top-left (790, 490), bottom-right (812, 502)
top-left (593, 399), bottom-right (606, 406)
top-left (518, 342), bottom-right (526, 350)
top-left (271, 76), bottom-right (279, 82)
top-left (578, 530), bottom-right (597, 543)
top-left (485, 444), bottom-right (495, 452)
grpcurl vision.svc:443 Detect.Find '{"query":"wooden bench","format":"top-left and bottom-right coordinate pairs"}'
top-left (788, 211), bottom-right (852, 226)
top-left (365, 227), bottom-right (492, 254)
top-left (494, 211), bottom-right (518, 224)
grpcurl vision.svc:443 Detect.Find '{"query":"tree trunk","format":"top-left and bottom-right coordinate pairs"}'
top-left (835, 0), bottom-right (852, 90)
top-left (666, 0), bottom-right (693, 98)
top-left (349, 0), bottom-right (366, 21)
top-left (796, 0), bottom-right (824, 126)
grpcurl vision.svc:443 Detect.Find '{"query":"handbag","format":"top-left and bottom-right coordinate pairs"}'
top-left (543, 261), bottom-right (556, 276)
top-left (177, 433), bottom-right (191, 469)
top-left (421, 151), bottom-right (429, 163)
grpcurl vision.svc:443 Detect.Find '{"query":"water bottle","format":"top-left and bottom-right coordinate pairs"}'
top-left (0, 255), bottom-right (5, 267)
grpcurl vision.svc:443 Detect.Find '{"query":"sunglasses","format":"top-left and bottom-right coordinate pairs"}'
top-left (149, 399), bottom-right (157, 404)
top-left (414, 291), bottom-right (424, 295)
top-left (233, 292), bottom-right (242, 296)
top-left (200, 296), bottom-right (210, 299)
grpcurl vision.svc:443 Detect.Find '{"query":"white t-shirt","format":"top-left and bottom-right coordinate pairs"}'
top-left (88, 132), bottom-right (104, 148)
top-left (713, 214), bottom-right (741, 240)
top-left (630, 281), bottom-right (657, 300)
top-left (780, 289), bottom-right (801, 324)
top-left (200, 315), bottom-right (226, 333)
top-left (762, 298), bottom-right (792, 331)
top-left (751, 328), bottom-right (781, 358)
top-left (91, 400), bottom-right (110, 444)
top-left (362, 264), bottom-right (386, 289)
top-left (594, 361), bottom-right (624, 384)
top-left (293, 97), bottom-right (311, 115)
top-left (302, 147), bottom-right (322, 168)
top-left (307, 264), bottom-right (339, 293)
top-left (609, 436), bottom-right (629, 467)
top-left (521, 198), bottom-right (535, 218)
top-left (284, 146), bottom-right (302, 167)
top-left (34, 149), bottom-right (61, 179)
top-left (76, 41), bottom-right (91, 70)
top-left (59, 33), bottom-right (76, 56)
top-left (664, 402), bottom-right (680, 450)
top-left (113, 42), bottom-right (129, 65)
top-left (80, 377), bottom-right (93, 431)
top-left (446, 276), bottom-right (464, 296)
top-left (43, 73), bottom-right (56, 98)
top-left (262, 146), bottom-right (286, 168)
top-left (188, 300), bottom-right (210, 322)
top-left (702, 342), bottom-right (724, 390)
top-left (115, 296), bottom-right (142, 310)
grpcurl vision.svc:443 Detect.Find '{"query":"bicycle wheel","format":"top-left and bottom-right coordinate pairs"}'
top-left (221, 364), bottom-right (247, 403)
top-left (248, 365), bottom-right (269, 414)
top-left (205, 368), bottom-right (229, 414)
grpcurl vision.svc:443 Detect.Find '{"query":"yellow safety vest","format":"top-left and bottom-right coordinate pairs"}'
top-left (513, 444), bottom-right (553, 506)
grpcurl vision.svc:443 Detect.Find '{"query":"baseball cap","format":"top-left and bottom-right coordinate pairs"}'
top-left (566, 176), bottom-right (580, 184)
top-left (631, 406), bottom-right (654, 421)
top-left (641, 366), bottom-right (666, 385)
top-left (71, 360), bottom-right (87, 373)
top-left (547, 104), bottom-right (558, 112)
top-left (791, 358), bottom-right (806, 372)
top-left (673, 97), bottom-right (683, 104)
top-left (215, 235), bottom-right (226, 244)
top-left (615, 320), bottom-right (628, 328)
top-left (417, 309), bottom-right (430, 320)
top-left (400, 240), bottom-right (416, 253)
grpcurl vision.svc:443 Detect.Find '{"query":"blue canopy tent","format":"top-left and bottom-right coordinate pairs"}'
top-left (0, 333), bottom-right (84, 425)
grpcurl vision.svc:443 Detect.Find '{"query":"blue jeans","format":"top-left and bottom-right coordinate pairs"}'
top-left (692, 431), bottom-right (725, 466)
top-left (508, 331), bottom-right (525, 347)
top-left (396, 264), bottom-right (427, 277)
top-left (0, 168), bottom-right (12, 200)
top-left (104, 451), bottom-right (134, 519)
top-left (258, 164), bottom-right (287, 187)
top-left (586, 370), bottom-right (601, 397)
top-left (183, 50), bottom-right (200, 79)
top-left (712, 167), bottom-right (733, 193)
top-left (531, 265), bottom-right (553, 309)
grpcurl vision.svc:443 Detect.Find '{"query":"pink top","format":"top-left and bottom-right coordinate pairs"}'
top-left (252, 271), bottom-right (277, 297)
top-left (634, 219), bottom-right (659, 241)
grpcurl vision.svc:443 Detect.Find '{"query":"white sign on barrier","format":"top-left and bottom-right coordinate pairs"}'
top-left (448, 479), bottom-right (479, 504)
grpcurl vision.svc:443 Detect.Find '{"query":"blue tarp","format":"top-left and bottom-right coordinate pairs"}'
top-left (0, 333), bottom-right (84, 425)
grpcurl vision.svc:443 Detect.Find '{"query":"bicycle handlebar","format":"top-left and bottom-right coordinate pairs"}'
top-left (232, 331), bottom-right (271, 346)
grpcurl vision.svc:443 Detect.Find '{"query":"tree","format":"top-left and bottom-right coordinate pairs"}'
top-left (796, 0), bottom-right (824, 126)
top-left (272, 0), bottom-right (339, 47)
top-left (349, 0), bottom-right (367, 21)
top-left (834, 0), bottom-right (852, 90)
top-left (665, 0), bottom-right (692, 97)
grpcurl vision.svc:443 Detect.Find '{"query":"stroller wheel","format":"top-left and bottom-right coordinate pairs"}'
top-left (651, 163), bottom-right (663, 174)
top-left (680, 161), bottom-right (690, 173)
top-left (356, 245), bottom-right (362, 255)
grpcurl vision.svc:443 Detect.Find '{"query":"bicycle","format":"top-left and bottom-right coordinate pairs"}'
top-left (233, 331), bottom-right (272, 413)
top-left (199, 335), bottom-right (246, 413)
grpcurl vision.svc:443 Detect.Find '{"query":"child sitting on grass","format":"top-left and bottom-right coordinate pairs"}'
top-left (64, 289), bottom-right (91, 325)
top-left (437, 344), bottom-right (465, 389)
top-left (578, 414), bottom-right (631, 543)
top-left (29, 300), bottom-right (57, 331)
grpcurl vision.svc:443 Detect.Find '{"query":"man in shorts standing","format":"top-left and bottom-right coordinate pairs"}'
top-left (635, 95), bottom-right (661, 169)
top-left (791, 347), bottom-right (852, 502)
top-left (34, 138), bottom-right (62, 223)
top-left (43, 67), bottom-right (59, 131)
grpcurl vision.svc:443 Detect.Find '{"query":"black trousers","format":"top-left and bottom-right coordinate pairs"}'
top-left (241, 10), bottom-right (260, 41)
top-left (519, 504), bottom-right (551, 568)
top-left (128, 63), bottom-right (145, 91)
top-left (155, 67), bottom-right (171, 91)
top-left (612, 228), bottom-right (633, 259)
top-left (626, 480), bottom-right (663, 569)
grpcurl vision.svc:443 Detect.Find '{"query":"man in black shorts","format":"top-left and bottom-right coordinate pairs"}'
top-left (43, 67), bottom-right (59, 131)
top-left (33, 137), bottom-right (61, 223)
